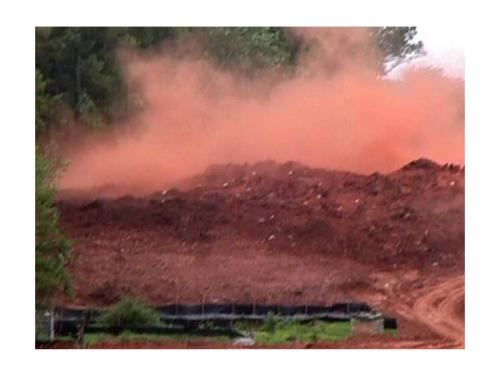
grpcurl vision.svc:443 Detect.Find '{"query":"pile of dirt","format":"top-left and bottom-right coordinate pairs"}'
top-left (56, 158), bottom-right (464, 344)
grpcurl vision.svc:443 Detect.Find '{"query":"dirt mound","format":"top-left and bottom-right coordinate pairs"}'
top-left (58, 159), bottom-right (464, 268)
top-left (56, 159), bottom-right (464, 344)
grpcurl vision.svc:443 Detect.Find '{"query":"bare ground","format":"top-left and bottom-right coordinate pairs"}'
top-left (55, 158), bottom-right (464, 348)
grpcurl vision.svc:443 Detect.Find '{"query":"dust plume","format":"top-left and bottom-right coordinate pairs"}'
top-left (59, 28), bottom-right (464, 195)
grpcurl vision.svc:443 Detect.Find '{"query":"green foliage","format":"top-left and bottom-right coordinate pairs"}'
top-left (83, 331), bottom-right (232, 345)
top-left (36, 150), bottom-right (72, 305)
top-left (119, 27), bottom-right (180, 49)
top-left (237, 319), bottom-right (352, 343)
top-left (37, 28), bottom-right (126, 127)
top-left (256, 320), bottom-right (352, 343)
top-left (35, 27), bottom-right (423, 133)
top-left (35, 69), bottom-right (50, 132)
top-left (97, 297), bottom-right (161, 329)
top-left (76, 92), bottom-right (104, 129)
top-left (35, 27), bottom-right (184, 131)
top-left (373, 27), bottom-right (424, 73)
top-left (262, 312), bottom-right (281, 332)
top-left (201, 27), bottom-right (299, 76)
top-left (386, 328), bottom-right (398, 337)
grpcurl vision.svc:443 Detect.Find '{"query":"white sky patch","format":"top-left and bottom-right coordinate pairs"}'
top-left (388, 25), bottom-right (464, 79)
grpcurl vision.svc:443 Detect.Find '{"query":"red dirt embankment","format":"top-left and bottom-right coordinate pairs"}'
top-left (56, 158), bottom-right (464, 348)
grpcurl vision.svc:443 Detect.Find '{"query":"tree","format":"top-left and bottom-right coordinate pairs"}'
top-left (36, 27), bottom-right (129, 127)
top-left (36, 27), bottom-right (182, 130)
top-left (35, 150), bottom-right (72, 305)
top-left (373, 27), bottom-right (424, 73)
top-left (35, 69), bottom-right (51, 134)
top-left (35, 27), bottom-right (424, 132)
top-left (200, 27), bottom-right (299, 76)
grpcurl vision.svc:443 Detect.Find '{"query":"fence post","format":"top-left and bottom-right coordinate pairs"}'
top-left (175, 293), bottom-right (178, 316)
top-left (231, 303), bottom-right (235, 329)
top-left (49, 308), bottom-right (55, 341)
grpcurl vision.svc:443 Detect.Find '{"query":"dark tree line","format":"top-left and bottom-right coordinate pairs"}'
top-left (36, 27), bottom-right (423, 133)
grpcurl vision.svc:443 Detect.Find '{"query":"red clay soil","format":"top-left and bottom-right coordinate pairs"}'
top-left (55, 158), bottom-right (464, 348)
top-left (45, 335), bottom-right (462, 349)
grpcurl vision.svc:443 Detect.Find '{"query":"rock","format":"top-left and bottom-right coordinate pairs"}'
top-left (233, 336), bottom-right (256, 346)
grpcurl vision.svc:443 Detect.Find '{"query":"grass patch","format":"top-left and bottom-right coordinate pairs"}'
top-left (236, 316), bottom-right (353, 344)
top-left (385, 328), bottom-right (398, 337)
top-left (83, 330), bottom-right (233, 345)
top-left (36, 335), bottom-right (77, 342)
top-left (81, 324), bottom-right (397, 345)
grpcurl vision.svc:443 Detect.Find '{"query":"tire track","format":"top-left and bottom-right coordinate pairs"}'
top-left (412, 275), bottom-right (464, 344)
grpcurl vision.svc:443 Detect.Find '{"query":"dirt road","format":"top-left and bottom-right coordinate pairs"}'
top-left (412, 275), bottom-right (464, 344)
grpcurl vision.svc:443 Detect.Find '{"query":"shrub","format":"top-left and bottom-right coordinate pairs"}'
top-left (262, 312), bottom-right (281, 333)
top-left (97, 297), bottom-right (161, 329)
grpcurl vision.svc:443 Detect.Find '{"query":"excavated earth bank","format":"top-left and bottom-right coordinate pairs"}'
top-left (56, 158), bottom-right (464, 348)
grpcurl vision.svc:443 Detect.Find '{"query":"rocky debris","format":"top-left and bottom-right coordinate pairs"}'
top-left (58, 158), bottom-right (464, 277)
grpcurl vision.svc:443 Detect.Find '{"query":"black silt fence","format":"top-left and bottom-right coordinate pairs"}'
top-left (53, 302), bottom-right (396, 337)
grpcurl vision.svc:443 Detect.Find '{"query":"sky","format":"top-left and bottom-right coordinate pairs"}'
top-left (389, 25), bottom-right (464, 79)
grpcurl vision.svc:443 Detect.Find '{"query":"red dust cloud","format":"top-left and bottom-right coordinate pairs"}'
top-left (59, 28), bottom-right (464, 195)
